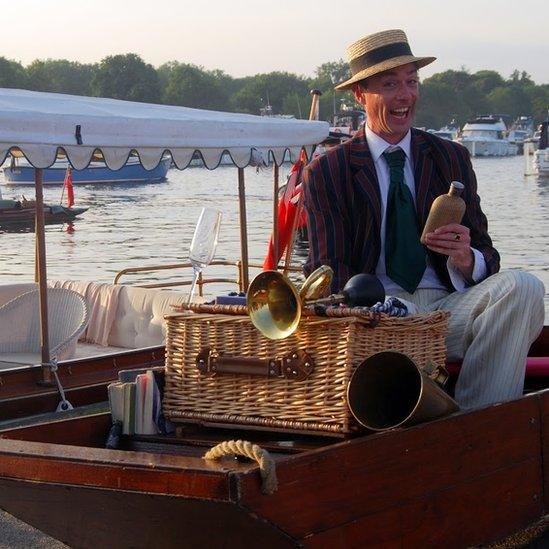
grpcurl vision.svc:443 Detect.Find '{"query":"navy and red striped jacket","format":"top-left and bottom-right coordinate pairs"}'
top-left (302, 126), bottom-right (500, 293)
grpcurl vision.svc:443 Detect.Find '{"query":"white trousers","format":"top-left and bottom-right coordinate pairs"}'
top-left (393, 271), bottom-right (546, 409)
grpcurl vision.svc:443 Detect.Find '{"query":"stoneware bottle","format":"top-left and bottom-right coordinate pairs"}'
top-left (420, 181), bottom-right (466, 244)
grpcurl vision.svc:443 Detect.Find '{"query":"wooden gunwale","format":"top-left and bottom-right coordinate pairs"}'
top-left (0, 346), bottom-right (164, 421)
top-left (0, 392), bottom-right (547, 547)
top-left (0, 421), bottom-right (247, 502)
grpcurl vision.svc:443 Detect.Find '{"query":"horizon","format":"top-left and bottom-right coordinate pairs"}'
top-left (2, 0), bottom-right (548, 85)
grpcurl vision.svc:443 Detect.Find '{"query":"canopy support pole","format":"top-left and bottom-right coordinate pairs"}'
top-left (238, 168), bottom-right (250, 291)
top-left (34, 168), bottom-right (52, 384)
top-left (272, 164), bottom-right (279, 271)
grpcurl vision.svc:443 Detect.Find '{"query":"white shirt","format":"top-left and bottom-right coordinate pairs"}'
top-left (365, 125), bottom-right (487, 293)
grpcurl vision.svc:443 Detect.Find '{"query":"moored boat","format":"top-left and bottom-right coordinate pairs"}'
top-left (2, 156), bottom-right (171, 185)
top-left (428, 119), bottom-right (460, 141)
top-left (0, 197), bottom-right (87, 228)
top-left (533, 120), bottom-right (549, 177)
top-left (457, 115), bottom-right (517, 157)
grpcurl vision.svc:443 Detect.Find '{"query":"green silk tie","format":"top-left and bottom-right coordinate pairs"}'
top-left (383, 148), bottom-right (426, 293)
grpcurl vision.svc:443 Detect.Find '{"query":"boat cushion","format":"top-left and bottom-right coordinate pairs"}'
top-left (108, 286), bottom-right (189, 348)
top-left (48, 281), bottom-right (193, 348)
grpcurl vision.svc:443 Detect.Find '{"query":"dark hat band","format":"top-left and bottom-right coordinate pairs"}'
top-left (349, 42), bottom-right (413, 75)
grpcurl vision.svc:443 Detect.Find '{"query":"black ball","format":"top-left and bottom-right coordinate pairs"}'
top-left (342, 274), bottom-right (385, 307)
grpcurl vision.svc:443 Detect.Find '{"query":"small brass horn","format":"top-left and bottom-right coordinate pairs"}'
top-left (347, 351), bottom-right (459, 431)
top-left (247, 266), bottom-right (333, 340)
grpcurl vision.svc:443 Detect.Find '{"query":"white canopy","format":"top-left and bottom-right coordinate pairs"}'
top-left (0, 88), bottom-right (329, 170)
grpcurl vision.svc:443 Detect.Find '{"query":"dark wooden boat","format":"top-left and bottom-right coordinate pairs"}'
top-left (0, 198), bottom-right (87, 229)
top-left (1, 86), bottom-right (547, 548)
top-left (0, 327), bottom-right (546, 548)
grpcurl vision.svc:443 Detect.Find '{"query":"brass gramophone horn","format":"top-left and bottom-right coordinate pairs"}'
top-left (247, 266), bottom-right (333, 340)
top-left (347, 351), bottom-right (459, 431)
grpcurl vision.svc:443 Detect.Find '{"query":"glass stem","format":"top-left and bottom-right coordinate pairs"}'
top-left (187, 267), bottom-right (201, 306)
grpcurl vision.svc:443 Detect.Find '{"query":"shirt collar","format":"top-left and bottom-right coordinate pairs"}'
top-left (365, 124), bottom-right (412, 162)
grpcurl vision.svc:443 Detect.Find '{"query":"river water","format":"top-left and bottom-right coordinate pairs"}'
top-left (1, 154), bottom-right (548, 318)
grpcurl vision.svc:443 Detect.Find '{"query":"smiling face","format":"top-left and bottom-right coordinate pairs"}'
top-left (353, 63), bottom-right (419, 144)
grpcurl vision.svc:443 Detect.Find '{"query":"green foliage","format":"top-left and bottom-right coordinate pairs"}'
top-left (0, 57), bottom-right (28, 88)
top-left (488, 86), bottom-right (532, 120)
top-left (471, 70), bottom-right (505, 95)
top-left (163, 62), bottom-right (230, 110)
top-left (4, 53), bottom-right (548, 127)
top-left (314, 59), bottom-right (350, 88)
top-left (26, 59), bottom-right (96, 95)
top-left (415, 80), bottom-right (461, 130)
top-left (92, 53), bottom-right (160, 103)
top-left (527, 84), bottom-right (549, 123)
top-left (415, 68), bottom-right (549, 129)
top-left (232, 72), bottom-right (309, 114)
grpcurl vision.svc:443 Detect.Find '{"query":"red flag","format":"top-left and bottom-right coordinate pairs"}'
top-left (64, 167), bottom-right (74, 208)
top-left (263, 152), bottom-right (307, 270)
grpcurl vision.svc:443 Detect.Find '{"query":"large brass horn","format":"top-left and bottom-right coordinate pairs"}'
top-left (347, 351), bottom-right (459, 431)
top-left (247, 266), bottom-right (333, 340)
top-left (247, 267), bottom-right (386, 340)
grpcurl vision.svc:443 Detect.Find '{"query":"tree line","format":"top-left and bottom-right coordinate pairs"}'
top-left (1, 54), bottom-right (547, 129)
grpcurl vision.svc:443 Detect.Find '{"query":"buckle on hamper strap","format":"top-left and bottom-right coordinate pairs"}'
top-left (196, 348), bottom-right (315, 381)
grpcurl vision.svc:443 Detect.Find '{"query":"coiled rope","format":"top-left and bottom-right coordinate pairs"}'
top-left (203, 439), bottom-right (278, 495)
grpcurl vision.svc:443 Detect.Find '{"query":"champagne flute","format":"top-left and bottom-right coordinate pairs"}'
top-left (187, 207), bottom-right (222, 305)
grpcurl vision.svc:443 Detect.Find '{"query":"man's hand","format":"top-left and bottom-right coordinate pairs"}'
top-left (423, 223), bottom-right (474, 280)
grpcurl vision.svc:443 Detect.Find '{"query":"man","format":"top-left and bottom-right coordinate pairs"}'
top-left (303, 29), bottom-right (545, 409)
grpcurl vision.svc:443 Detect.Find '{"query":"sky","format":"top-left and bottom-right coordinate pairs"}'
top-left (2, 0), bottom-right (548, 84)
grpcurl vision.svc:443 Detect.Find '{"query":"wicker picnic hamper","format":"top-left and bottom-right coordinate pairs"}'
top-left (163, 306), bottom-right (449, 436)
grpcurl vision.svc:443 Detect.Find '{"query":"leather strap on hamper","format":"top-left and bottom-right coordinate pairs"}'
top-left (196, 348), bottom-right (314, 381)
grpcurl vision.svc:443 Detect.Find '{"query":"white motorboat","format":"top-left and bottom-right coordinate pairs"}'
top-left (507, 116), bottom-right (535, 154)
top-left (428, 128), bottom-right (458, 141)
top-left (533, 121), bottom-right (549, 177)
top-left (457, 116), bottom-right (517, 157)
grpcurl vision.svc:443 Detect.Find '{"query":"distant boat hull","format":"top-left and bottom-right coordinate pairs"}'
top-left (533, 148), bottom-right (549, 177)
top-left (0, 203), bottom-right (88, 228)
top-left (2, 158), bottom-right (171, 185)
top-left (458, 138), bottom-right (517, 157)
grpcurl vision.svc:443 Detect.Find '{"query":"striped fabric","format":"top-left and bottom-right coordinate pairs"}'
top-left (392, 272), bottom-right (545, 408)
top-left (303, 126), bottom-right (545, 408)
top-left (303, 126), bottom-right (500, 293)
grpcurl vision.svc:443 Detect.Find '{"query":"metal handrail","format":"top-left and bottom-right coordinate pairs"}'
top-left (113, 259), bottom-right (302, 294)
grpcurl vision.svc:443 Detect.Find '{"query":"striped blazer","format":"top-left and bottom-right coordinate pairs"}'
top-left (302, 126), bottom-right (500, 293)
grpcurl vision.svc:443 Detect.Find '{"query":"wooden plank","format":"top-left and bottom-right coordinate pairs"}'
top-left (540, 389), bottom-right (549, 508)
top-left (1, 410), bottom-right (112, 446)
top-left (0, 413), bottom-right (261, 500)
top-left (0, 443), bottom-right (234, 500)
top-left (302, 459), bottom-right (543, 548)
top-left (0, 347), bottom-right (164, 423)
top-left (239, 396), bottom-right (542, 539)
top-left (0, 384), bottom-right (109, 424)
top-left (0, 346), bottom-right (164, 405)
top-left (0, 478), bottom-right (297, 549)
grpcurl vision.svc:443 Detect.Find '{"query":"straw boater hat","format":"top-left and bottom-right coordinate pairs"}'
top-left (335, 29), bottom-right (436, 90)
